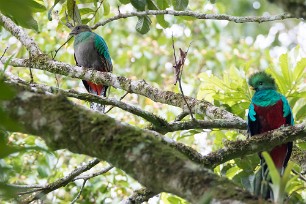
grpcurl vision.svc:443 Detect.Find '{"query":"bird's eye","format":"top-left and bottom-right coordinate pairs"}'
top-left (77, 26), bottom-right (80, 30)
top-left (259, 82), bottom-right (263, 85)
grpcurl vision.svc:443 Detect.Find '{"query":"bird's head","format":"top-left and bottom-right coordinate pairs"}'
top-left (69, 25), bottom-right (92, 36)
top-left (248, 71), bottom-right (276, 92)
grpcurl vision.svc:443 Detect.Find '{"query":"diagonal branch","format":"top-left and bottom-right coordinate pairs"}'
top-left (3, 85), bottom-right (306, 202)
top-left (0, 14), bottom-right (42, 56)
top-left (4, 73), bottom-right (169, 128)
top-left (21, 158), bottom-right (101, 203)
top-left (6, 72), bottom-right (247, 132)
top-left (1, 56), bottom-right (245, 124)
top-left (92, 10), bottom-right (294, 28)
top-left (3, 79), bottom-right (304, 170)
top-left (1, 87), bottom-right (256, 203)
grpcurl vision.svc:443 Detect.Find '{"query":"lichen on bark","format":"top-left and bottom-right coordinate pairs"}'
top-left (1, 86), bottom-right (255, 203)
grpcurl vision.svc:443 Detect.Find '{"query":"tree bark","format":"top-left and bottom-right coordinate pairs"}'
top-left (1, 84), bottom-right (258, 203)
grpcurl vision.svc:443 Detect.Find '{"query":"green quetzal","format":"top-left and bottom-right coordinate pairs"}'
top-left (248, 71), bottom-right (293, 199)
top-left (70, 25), bottom-right (112, 112)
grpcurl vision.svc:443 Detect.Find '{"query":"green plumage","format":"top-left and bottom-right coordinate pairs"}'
top-left (69, 24), bottom-right (112, 112)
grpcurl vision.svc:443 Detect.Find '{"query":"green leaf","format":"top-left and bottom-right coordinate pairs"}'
top-left (295, 104), bottom-right (306, 121)
top-left (119, 0), bottom-right (130, 4)
top-left (81, 18), bottom-right (91, 24)
top-left (157, 0), bottom-right (169, 9)
top-left (131, 0), bottom-right (147, 11)
top-left (67, 0), bottom-right (82, 25)
top-left (147, 0), bottom-right (158, 10)
top-left (0, 0), bottom-right (45, 31)
top-left (293, 58), bottom-right (306, 82)
top-left (79, 8), bottom-right (95, 15)
top-left (136, 16), bottom-right (152, 34)
top-left (37, 165), bottom-right (49, 178)
top-left (103, 1), bottom-right (110, 16)
top-left (262, 152), bottom-right (280, 186)
top-left (48, 0), bottom-right (65, 20)
top-left (0, 182), bottom-right (19, 200)
top-left (172, 0), bottom-right (188, 11)
top-left (0, 82), bottom-right (16, 100)
top-left (296, 142), bottom-right (306, 150)
top-left (157, 15), bottom-right (169, 28)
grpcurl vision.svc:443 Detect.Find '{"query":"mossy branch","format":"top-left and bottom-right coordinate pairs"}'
top-left (1, 56), bottom-right (245, 124)
top-left (1, 87), bottom-right (255, 203)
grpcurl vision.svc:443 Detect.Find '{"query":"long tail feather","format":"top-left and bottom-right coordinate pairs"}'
top-left (90, 102), bottom-right (105, 112)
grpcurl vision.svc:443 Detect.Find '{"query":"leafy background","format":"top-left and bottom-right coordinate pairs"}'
top-left (1, 0), bottom-right (306, 203)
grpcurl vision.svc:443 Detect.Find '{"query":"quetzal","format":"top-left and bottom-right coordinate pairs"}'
top-left (69, 25), bottom-right (112, 112)
top-left (248, 71), bottom-right (293, 198)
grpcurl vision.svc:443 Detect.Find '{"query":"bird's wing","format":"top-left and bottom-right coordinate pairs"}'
top-left (248, 103), bottom-right (260, 136)
top-left (281, 95), bottom-right (294, 125)
top-left (74, 53), bottom-right (91, 93)
top-left (94, 34), bottom-right (113, 72)
top-left (281, 95), bottom-right (293, 167)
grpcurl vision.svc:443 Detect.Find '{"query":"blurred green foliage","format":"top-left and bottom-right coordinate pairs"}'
top-left (0, 0), bottom-right (46, 31)
top-left (1, 0), bottom-right (306, 203)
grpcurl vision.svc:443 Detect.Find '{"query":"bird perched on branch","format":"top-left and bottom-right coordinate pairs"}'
top-left (70, 25), bottom-right (112, 112)
top-left (248, 71), bottom-right (293, 199)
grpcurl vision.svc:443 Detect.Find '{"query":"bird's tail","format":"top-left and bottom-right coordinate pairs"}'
top-left (83, 80), bottom-right (108, 113)
top-left (90, 101), bottom-right (105, 112)
top-left (252, 160), bottom-right (271, 199)
top-left (253, 158), bottom-right (287, 200)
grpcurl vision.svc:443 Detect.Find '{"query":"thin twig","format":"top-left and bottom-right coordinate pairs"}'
top-left (52, 36), bottom-right (73, 60)
top-left (29, 67), bottom-right (34, 83)
top-left (178, 43), bottom-right (194, 120)
top-left (71, 179), bottom-right (87, 204)
top-left (73, 166), bottom-right (113, 180)
top-left (92, 10), bottom-right (294, 29)
top-left (55, 74), bottom-right (60, 88)
top-left (89, 0), bottom-right (104, 23)
top-left (171, 34), bottom-right (177, 80)
top-left (21, 158), bottom-right (100, 203)
top-left (175, 111), bottom-right (189, 121)
top-left (0, 47), bottom-right (8, 61)
top-left (172, 37), bottom-right (194, 120)
top-left (105, 92), bottom-right (129, 113)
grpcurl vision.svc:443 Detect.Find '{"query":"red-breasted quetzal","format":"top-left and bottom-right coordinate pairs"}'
top-left (248, 71), bottom-right (293, 198)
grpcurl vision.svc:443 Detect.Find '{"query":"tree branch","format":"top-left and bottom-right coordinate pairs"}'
top-left (21, 158), bottom-right (101, 203)
top-left (92, 10), bottom-right (294, 29)
top-left (122, 188), bottom-right (156, 204)
top-left (1, 88), bottom-right (256, 203)
top-left (150, 119), bottom-right (246, 133)
top-left (5, 73), bottom-right (247, 133)
top-left (4, 73), bottom-right (169, 128)
top-left (205, 124), bottom-right (305, 168)
top-left (1, 56), bottom-right (245, 124)
top-left (0, 14), bottom-right (42, 56)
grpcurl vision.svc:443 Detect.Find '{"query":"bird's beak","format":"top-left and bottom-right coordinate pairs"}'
top-left (69, 30), bottom-right (76, 36)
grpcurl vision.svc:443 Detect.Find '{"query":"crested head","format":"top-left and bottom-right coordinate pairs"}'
top-left (248, 71), bottom-right (276, 91)
top-left (69, 25), bottom-right (92, 36)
